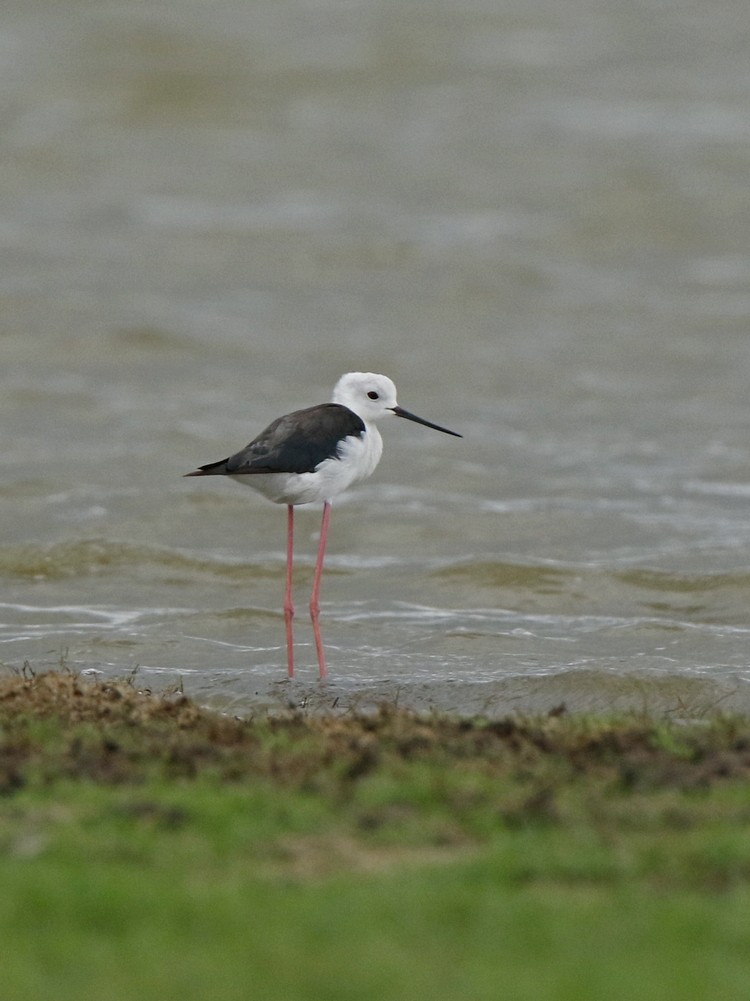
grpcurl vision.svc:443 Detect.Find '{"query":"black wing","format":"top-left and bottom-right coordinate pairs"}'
top-left (186, 404), bottom-right (365, 477)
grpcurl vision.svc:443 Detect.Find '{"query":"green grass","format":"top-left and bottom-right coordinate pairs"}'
top-left (2, 671), bottom-right (750, 1000)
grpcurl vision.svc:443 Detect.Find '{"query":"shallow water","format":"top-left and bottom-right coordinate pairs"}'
top-left (3, 0), bottom-right (750, 715)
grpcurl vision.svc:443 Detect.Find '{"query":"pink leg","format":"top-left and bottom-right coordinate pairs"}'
top-left (284, 504), bottom-right (295, 678)
top-left (310, 500), bottom-right (332, 680)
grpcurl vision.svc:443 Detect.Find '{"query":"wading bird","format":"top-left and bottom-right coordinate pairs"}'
top-left (185, 372), bottom-right (461, 678)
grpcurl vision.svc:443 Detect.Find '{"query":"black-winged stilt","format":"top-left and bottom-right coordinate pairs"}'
top-left (185, 372), bottom-right (461, 679)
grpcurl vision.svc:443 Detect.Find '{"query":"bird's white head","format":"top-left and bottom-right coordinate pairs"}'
top-left (331, 372), bottom-right (399, 423)
top-left (331, 372), bottom-right (462, 437)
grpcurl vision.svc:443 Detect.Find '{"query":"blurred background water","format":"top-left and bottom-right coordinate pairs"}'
top-left (2, 0), bottom-right (750, 715)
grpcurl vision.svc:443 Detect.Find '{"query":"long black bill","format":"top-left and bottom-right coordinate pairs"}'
top-left (390, 406), bottom-right (462, 437)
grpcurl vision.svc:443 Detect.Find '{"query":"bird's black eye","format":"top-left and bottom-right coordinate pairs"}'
top-left (367, 391), bottom-right (379, 400)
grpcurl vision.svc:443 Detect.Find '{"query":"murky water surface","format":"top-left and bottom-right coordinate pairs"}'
top-left (3, 1), bottom-right (750, 715)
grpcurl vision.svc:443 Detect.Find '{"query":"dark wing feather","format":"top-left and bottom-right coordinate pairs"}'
top-left (187, 404), bottom-right (365, 477)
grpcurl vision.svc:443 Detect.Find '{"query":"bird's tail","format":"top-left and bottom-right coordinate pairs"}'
top-left (183, 457), bottom-right (230, 477)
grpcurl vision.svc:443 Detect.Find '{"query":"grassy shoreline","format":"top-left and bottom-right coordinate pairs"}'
top-left (2, 670), bottom-right (750, 1000)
